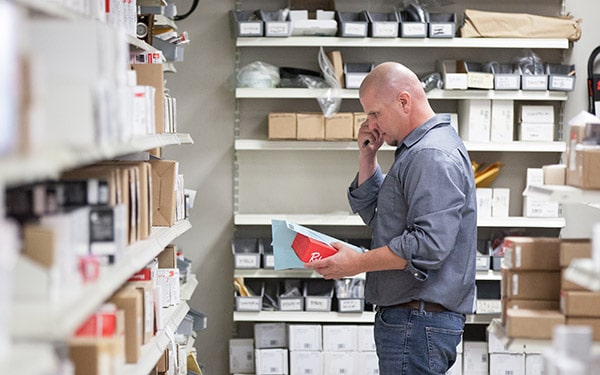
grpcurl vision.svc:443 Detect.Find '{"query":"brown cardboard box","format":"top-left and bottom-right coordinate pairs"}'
top-left (501, 298), bottom-right (560, 325)
top-left (542, 164), bottom-right (566, 185)
top-left (22, 224), bottom-right (54, 267)
top-left (149, 159), bottom-right (178, 227)
top-left (326, 50), bottom-right (345, 88)
top-left (502, 237), bottom-right (561, 271)
top-left (158, 245), bottom-right (178, 269)
top-left (325, 112), bottom-right (353, 140)
top-left (505, 309), bottom-right (565, 339)
top-left (268, 113), bottom-right (297, 140)
top-left (297, 113), bottom-right (324, 140)
top-left (502, 270), bottom-right (560, 300)
top-left (560, 239), bottom-right (592, 267)
top-left (126, 280), bottom-right (155, 344)
top-left (560, 290), bottom-right (600, 318)
top-left (61, 165), bottom-right (120, 206)
top-left (132, 63), bottom-right (165, 134)
top-left (567, 318), bottom-right (600, 340)
top-left (353, 112), bottom-right (367, 140)
top-left (69, 337), bottom-right (117, 375)
top-left (561, 269), bottom-right (587, 291)
top-left (109, 286), bottom-right (143, 363)
top-left (567, 146), bottom-right (600, 189)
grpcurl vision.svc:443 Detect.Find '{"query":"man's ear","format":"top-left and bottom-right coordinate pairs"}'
top-left (396, 91), bottom-right (409, 111)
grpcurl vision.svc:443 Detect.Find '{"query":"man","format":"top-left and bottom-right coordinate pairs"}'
top-left (305, 62), bottom-right (477, 374)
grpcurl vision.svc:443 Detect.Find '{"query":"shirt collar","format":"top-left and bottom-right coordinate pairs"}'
top-left (401, 113), bottom-right (451, 149)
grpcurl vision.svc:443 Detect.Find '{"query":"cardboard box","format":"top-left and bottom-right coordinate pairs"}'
top-left (522, 196), bottom-right (561, 218)
top-left (543, 164), bottom-right (566, 185)
top-left (519, 122), bottom-right (554, 141)
top-left (561, 269), bottom-right (588, 291)
top-left (326, 50), bottom-right (344, 88)
top-left (157, 244), bottom-right (177, 268)
top-left (69, 337), bottom-right (118, 375)
top-left (325, 112), bottom-right (353, 140)
top-left (132, 63), bottom-right (165, 134)
top-left (291, 233), bottom-right (337, 263)
top-left (566, 146), bottom-right (600, 189)
top-left (296, 113), bottom-right (324, 140)
top-left (109, 286), bottom-right (143, 363)
top-left (255, 348), bottom-right (289, 374)
top-left (254, 322), bottom-right (287, 349)
top-left (566, 124), bottom-right (586, 183)
top-left (567, 318), bottom-right (600, 340)
top-left (323, 351), bottom-right (357, 374)
top-left (502, 270), bottom-right (561, 300)
top-left (492, 188), bottom-right (510, 218)
top-left (323, 325), bottom-right (358, 351)
top-left (520, 105), bottom-right (555, 124)
top-left (459, 99), bottom-right (491, 141)
top-left (476, 188), bottom-right (492, 219)
top-left (229, 339), bottom-right (254, 373)
top-left (268, 113), bottom-right (297, 140)
top-left (505, 309), bottom-right (565, 339)
top-left (288, 324), bottom-right (322, 351)
top-left (559, 239), bottom-right (591, 268)
top-left (490, 100), bottom-right (514, 142)
top-left (126, 280), bottom-right (155, 344)
top-left (353, 112), bottom-right (367, 139)
top-left (490, 353), bottom-right (525, 374)
top-left (561, 290), bottom-right (600, 318)
top-left (463, 341), bottom-right (488, 374)
top-left (502, 237), bottom-right (561, 271)
top-left (148, 159), bottom-right (178, 227)
top-left (437, 60), bottom-right (468, 90)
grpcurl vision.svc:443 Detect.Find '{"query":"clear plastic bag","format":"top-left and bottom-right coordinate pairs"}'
top-left (235, 61), bottom-right (280, 88)
top-left (516, 49), bottom-right (545, 75)
top-left (307, 47), bottom-right (342, 118)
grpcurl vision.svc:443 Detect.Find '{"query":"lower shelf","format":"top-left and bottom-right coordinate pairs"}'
top-left (234, 311), bottom-right (498, 325)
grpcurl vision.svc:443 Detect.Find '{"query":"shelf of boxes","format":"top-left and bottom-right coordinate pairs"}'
top-left (116, 301), bottom-right (191, 375)
top-left (236, 37), bottom-right (569, 49)
top-left (235, 139), bottom-right (566, 153)
top-left (233, 213), bottom-right (565, 228)
top-left (10, 219), bottom-right (192, 340)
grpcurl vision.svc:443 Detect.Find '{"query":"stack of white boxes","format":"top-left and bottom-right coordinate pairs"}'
top-left (518, 105), bottom-right (555, 142)
top-left (459, 99), bottom-right (515, 142)
top-left (522, 168), bottom-right (561, 218)
top-left (487, 330), bottom-right (545, 374)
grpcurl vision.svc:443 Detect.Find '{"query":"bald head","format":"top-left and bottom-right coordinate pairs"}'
top-left (359, 62), bottom-right (426, 103)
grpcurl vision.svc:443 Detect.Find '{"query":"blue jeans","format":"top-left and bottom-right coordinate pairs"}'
top-left (374, 303), bottom-right (465, 374)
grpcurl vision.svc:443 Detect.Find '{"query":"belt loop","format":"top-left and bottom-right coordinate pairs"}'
top-left (419, 301), bottom-right (425, 312)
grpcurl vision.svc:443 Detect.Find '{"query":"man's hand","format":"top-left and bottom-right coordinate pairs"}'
top-left (304, 242), bottom-right (362, 280)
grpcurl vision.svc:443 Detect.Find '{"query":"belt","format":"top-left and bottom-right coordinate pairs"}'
top-left (379, 300), bottom-right (448, 313)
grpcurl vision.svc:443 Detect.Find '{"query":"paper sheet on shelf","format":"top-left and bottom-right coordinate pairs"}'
top-left (271, 219), bottom-right (363, 270)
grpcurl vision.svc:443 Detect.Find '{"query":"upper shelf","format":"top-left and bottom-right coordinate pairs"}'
top-left (0, 133), bottom-right (193, 186)
top-left (236, 37), bottom-right (570, 49)
top-left (10, 219), bottom-right (192, 340)
top-left (234, 213), bottom-right (565, 228)
top-left (235, 88), bottom-right (568, 101)
top-left (235, 139), bottom-right (566, 153)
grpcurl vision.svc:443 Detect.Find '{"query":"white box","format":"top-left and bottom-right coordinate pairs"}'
top-left (446, 353), bottom-right (462, 375)
top-left (491, 100), bottom-right (514, 142)
top-left (450, 113), bottom-right (459, 134)
top-left (520, 105), bottom-right (554, 124)
top-left (519, 122), bottom-right (554, 142)
top-left (437, 60), bottom-right (468, 90)
top-left (255, 348), bottom-right (288, 375)
top-left (323, 351), bottom-right (357, 375)
top-left (522, 196), bottom-right (561, 218)
top-left (357, 325), bottom-right (376, 351)
top-left (323, 325), bottom-right (358, 351)
top-left (229, 339), bottom-right (255, 374)
top-left (290, 351), bottom-right (323, 375)
top-left (463, 341), bottom-right (488, 375)
top-left (489, 353), bottom-right (525, 375)
top-left (254, 323), bottom-right (287, 349)
top-left (525, 353), bottom-right (544, 375)
top-left (476, 188), bottom-right (493, 219)
top-left (288, 324), bottom-right (322, 351)
top-left (358, 351), bottom-right (379, 374)
top-left (459, 99), bottom-right (491, 141)
top-left (526, 168), bottom-right (544, 187)
top-left (492, 188), bottom-right (510, 218)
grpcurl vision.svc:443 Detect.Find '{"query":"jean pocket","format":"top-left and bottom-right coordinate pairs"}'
top-left (425, 326), bottom-right (463, 374)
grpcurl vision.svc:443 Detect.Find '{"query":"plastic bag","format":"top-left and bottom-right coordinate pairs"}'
top-left (236, 61), bottom-right (280, 88)
top-left (515, 49), bottom-right (544, 76)
top-left (307, 47), bottom-right (342, 118)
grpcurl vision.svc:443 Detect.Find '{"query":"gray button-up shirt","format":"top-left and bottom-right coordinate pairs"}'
top-left (348, 114), bottom-right (477, 314)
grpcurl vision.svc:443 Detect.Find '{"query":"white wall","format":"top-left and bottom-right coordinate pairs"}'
top-left (163, 0), bottom-right (599, 372)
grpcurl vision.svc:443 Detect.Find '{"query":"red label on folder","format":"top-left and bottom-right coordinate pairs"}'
top-left (291, 234), bottom-right (337, 262)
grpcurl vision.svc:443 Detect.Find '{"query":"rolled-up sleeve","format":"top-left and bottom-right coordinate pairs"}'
top-left (348, 166), bottom-right (384, 226)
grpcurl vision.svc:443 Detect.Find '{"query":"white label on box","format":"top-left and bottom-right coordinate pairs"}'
top-left (338, 299), bottom-right (362, 312)
top-left (236, 297), bottom-right (261, 311)
top-left (550, 76), bottom-right (575, 91)
top-left (523, 198), bottom-right (560, 218)
top-left (495, 75), bottom-right (520, 90)
top-left (266, 22), bottom-right (289, 35)
top-left (235, 254), bottom-right (259, 268)
top-left (279, 298), bottom-right (302, 311)
top-left (305, 297), bottom-right (329, 311)
top-left (444, 74), bottom-right (468, 90)
top-left (430, 24), bottom-right (453, 37)
top-left (520, 123), bottom-right (554, 141)
top-left (511, 274), bottom-right (519, 296)
top-left (239, 23), bottom-right (261, 35)
top-left (521, 105), bottom-right (554, 123)
top-left (522, 76), bottom-right (548, 90)
top-left (344, 23), bottom-right (366, 36)
top-left (373, 23), bottom-right (397, 36)
top-left (402, 23), bottom-right (426, 36)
